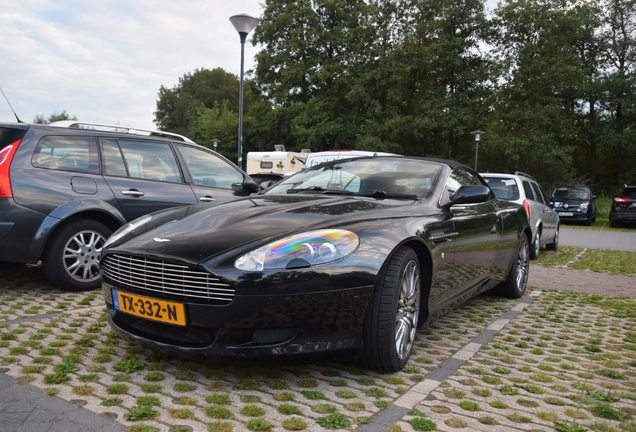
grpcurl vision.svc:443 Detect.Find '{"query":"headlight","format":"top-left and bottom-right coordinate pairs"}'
top-left (580, 202), bottom-right (589, 209)
top-left (103, 215), bottom-right (153, 249)
top-left (235, 229), bottom-right (359, 271)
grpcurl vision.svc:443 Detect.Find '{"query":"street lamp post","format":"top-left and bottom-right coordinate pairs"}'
top-left (211, 138), bottom-right (220, 152)
top-left (230, 13), bottom-right (259, 170)
top-left (470, 130), bottom-right (485, 172)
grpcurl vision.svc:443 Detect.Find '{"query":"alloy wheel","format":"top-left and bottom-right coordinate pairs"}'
top-left (63, 230), bottom-right (106, 282)
top-left (515, 236), bottom-right (530, 291)
top-left (395, 260), bottom-right (420, 360)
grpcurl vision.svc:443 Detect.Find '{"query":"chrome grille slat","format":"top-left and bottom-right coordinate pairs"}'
top-left (103, 254), bottom-right (234, 304)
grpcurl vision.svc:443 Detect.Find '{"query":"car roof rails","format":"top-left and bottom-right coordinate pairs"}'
top-left (514, 171), bottom-right (536, 181)
top-left (48, 121), bottom-right (195, 143)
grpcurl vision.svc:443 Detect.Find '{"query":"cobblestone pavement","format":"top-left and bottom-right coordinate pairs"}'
top-left (559, 227), bottom-right (636, 252)
top-left (1, 263), bottom-right (635, 432)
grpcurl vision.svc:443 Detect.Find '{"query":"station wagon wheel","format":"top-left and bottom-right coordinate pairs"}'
top-left (42, 220), bottom-right (112, 292)
top-left (363, 246), bottom-right (420, 372)
top-left (530, 228), bottom-right (541, 260)
top-left (494, 233), bottom-right (530, 299)
top-left (546, 224), bottom-right (559, 251)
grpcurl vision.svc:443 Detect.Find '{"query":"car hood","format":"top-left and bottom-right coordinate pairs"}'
top-left (109, 194), bottom-right (418, 265)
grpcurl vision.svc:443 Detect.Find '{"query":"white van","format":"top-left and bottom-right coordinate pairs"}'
top-left (246, 145), bottom-right (310, 176)
top-left (303, 150), bottom-right (400, 168)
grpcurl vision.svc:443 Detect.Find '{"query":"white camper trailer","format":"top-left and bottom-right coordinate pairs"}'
top-left (246, 145), bottom-right (310, 176)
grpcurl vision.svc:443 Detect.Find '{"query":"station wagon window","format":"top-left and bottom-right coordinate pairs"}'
top-left (101, 139), bottom-right (182, 183)
top-left (177, 145), bottom-right (243, 188)
top-left (530, 183), bottom-right (545, 204)
top-left (522, 180), bottom-right (536, 200)
top-left (31, 136), bottom-right (100, 174)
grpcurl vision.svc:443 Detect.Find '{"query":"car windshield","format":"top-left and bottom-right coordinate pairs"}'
top-left (264, 158), bottom-right (442, 199)
top-left (552, 187), bottom-right (590, 199)
top-left (482, 177), bottom-right (520, 201)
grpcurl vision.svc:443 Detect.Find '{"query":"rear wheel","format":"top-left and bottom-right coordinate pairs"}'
top-left (363, 247), bottom-right (421, 372)
top-left (42, 220), bottom-right (112, 291)
top-left (529, 229), bottom-right (541, 260)
top-left (546, 225), bottom-right (559, 251)
top-left (494, 234), bottom-right (530, 299)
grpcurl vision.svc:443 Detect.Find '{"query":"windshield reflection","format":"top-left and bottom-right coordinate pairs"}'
top-left (265, 158), bottom-right (442, 199)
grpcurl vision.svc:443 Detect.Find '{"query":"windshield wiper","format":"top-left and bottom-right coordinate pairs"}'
top-left (355, 190), bottom-right (419, 200)
top-left (286, 186), bottom-right (353, 195)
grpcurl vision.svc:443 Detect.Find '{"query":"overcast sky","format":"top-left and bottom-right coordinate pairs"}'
top-left (0, 0), bottom-right (263, 130)
top-left (1, 0), bottom-right (498, 132)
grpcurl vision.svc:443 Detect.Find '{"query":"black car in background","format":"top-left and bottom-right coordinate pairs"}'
top-left (0, 121), bottom-right (258, 291)
top-left (100, 156), bottom-right (531, 372)
top-left (610, 185), bottom-right (636, 228)
top-left (550, 185), bottom-right (597, 226)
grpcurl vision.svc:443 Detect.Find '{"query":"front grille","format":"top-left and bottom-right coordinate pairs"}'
top-left (102, 254), bottom-right (234, 304)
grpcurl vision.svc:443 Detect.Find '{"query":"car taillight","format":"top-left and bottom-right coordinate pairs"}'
top-left (0, 140), bottom-right (21, 198)
top-left (522, 199), bottom-right (531, 222)
top-left (614, 197), bottom-right (630, 203)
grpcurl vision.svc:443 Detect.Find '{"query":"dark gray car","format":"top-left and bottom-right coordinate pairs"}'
top-left (0, 121), bottom-right (258, 291)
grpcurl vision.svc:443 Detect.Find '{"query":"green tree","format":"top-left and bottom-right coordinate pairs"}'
top-left (348, 0), bottom-right (495, 160)
top-left (33, 110), bottom-right (78, 124)
top-left (252, 0), bottom-right (370, 150)
top-left (600, 0), bottom-right (636, 187)
top-left (485, 0), bottom-right (588, 185)
top-left (154, 68), bottom-right (240, 138)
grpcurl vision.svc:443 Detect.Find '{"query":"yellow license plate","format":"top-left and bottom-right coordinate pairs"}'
top-left (112, 289), bottom-right (186, 326)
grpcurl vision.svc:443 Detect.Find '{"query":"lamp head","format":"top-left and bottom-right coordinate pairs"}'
top-left (230, 14), bottom-right (259, 41)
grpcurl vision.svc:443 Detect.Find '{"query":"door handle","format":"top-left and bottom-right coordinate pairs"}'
top-left (121, 190), bottom-right (145, 197)
top-left (199, 197), bottom-right (216, 202)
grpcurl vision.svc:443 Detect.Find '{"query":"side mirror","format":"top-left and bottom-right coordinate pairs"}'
top-left (592, 195), bottom-right (597, 200)
top-left (242, 178), bottom-right (260, 193)
top-left (450, 185), bottom-right (491, 205)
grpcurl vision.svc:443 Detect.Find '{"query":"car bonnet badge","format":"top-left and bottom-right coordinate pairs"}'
top-left (153, 238), bottom-right (171, 243)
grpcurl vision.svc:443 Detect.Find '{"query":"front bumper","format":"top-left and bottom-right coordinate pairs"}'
top-left (102, 280), bottom-right (372, 361)
top-left (555, 209), bottom-right (591, 222)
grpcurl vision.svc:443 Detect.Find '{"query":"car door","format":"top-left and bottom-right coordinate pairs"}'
top-left (100, 139), bottom-right (198, 221)
top-left (443, 168), bottom-right (502, 307)
top-left (175, 144), bottom-right (252, 204)
top-left (531, 182), bottom-right (558, 240)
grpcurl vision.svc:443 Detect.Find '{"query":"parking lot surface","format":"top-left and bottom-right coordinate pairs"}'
top-left (560, 227), bottom-right (636, 252)
top-left (1, 264), bottom-right (635, 432)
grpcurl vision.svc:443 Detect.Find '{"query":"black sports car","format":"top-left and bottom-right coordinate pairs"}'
top-left (100, 156), bottom-right (531, 372)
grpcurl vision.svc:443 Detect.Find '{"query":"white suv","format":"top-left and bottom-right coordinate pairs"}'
top-left (481, 171), bottom-right (559, 259)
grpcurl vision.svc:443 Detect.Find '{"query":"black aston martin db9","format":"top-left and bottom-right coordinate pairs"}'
top-left (100, 156), bottom-right (531, 372)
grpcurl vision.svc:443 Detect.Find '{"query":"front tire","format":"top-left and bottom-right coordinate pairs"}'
top-left (529, 229), bottom-right (541, 260)
top-left (42, 220), bottom-right (112, 291)
top-left (494, 233), bottom-right (530, 299)
top-left (363, 247), bottom-right (421, 372)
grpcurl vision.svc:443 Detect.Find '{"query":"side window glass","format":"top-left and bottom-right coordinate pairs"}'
top-left (117, 140), bottom-right (182, 183)
top-left (522, 181), bottom-right (536, 200)
top-left (445, 169), bottom-right (481, 196)
top-left (100, 139), bottom-right (128, 177)
top-left (31, 136), bottom-right (99, 174)
top-left (177, 145), bottom-right (243, 189)
top-left (531, 183), bottom-right (545, 204)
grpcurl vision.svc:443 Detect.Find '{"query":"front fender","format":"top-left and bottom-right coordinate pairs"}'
top-left (28, 199), bottom-right (127, 262)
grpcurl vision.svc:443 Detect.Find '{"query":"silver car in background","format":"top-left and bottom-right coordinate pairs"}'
top-left (481, 171), bottom-right (559, 259)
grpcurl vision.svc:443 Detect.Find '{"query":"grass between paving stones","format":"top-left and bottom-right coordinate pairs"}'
top-left (534, 246), bottom-right (636, 277)
top-left (3, 263), bottom-right (636, 431)
top-left (418, 290), bottom-right (636, 432)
